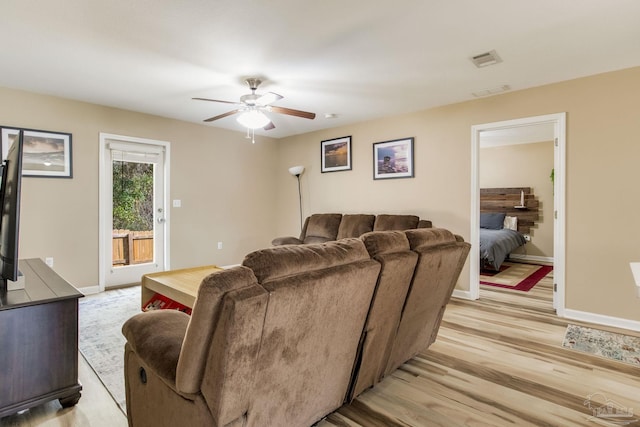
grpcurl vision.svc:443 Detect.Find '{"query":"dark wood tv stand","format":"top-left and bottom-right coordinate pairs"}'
top-left (0, 258), bottom-right (83, 418)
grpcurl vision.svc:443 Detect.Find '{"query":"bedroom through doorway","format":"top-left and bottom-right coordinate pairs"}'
top-left (470, 113), bottom-right (566, 314)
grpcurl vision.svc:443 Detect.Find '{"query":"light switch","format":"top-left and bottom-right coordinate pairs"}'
top-left (172, 199), bottom-right (181, 208)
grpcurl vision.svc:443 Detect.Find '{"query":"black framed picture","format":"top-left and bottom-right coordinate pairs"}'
top-left (373, 137), bottom-right (414, 180)
top-left (1, 126), bottom-right (73, 178)
top-left (321, 136), bottom-right (352, 173)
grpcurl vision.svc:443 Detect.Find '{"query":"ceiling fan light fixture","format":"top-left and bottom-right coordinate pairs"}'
top-left (237, 110), bottom-right (270, 129)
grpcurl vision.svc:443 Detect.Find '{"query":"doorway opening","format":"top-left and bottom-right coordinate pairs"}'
top-left (99, 133), bottom-right (171, 292)
top-left (470, 113), bottom-right (566, 316)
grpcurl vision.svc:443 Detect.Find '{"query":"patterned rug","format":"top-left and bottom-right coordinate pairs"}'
top-left (78, 286), bottom-right (141, 414)
top-left (480, 261), bottom-right (553, 292)
top-left (562, 324), bottom-right (640, 367)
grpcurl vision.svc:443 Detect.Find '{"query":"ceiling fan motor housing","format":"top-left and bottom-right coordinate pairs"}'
top-left (240, 93), bottom-right (260, 105)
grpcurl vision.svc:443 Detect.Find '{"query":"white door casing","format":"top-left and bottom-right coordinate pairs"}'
top-left (468, 113), bottom-right (566, 316)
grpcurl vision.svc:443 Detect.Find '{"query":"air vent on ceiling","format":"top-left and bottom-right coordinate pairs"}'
top-left (471, 50), bottom-right (502, 68)
top-left (472, 85), bottom-right (511, 97)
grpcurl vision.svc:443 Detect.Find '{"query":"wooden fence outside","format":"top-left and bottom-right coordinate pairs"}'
top-left (112, 230), bottom-right (154, 266)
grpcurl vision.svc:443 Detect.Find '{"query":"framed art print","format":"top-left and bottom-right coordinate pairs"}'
top-left (321, 136), bottom-right (352, 173)
top-left (1, 126), bottom-right (73, 178)
top-left (373, 137), bottom-right (414, 180)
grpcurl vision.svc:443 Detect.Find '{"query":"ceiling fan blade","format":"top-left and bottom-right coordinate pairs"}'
top-left (203, 109), bottom-right (243, 122)
top-left (193, 97), bottom-right (241, 105)
top-left (263, 122), bottom-right (275, 131)
top-left (256, 92), bottom-right (283, 106)
top-left (269, 106), bottom-right (316, 120)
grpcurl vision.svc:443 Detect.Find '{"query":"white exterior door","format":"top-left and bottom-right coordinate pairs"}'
top-left (99, 133), bottom-right (170, 290)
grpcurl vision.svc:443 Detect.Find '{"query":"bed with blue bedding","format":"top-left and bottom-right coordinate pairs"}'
top-left (479, 212), bottom-right (527, 270)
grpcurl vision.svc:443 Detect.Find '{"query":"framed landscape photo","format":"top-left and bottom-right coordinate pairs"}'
top-left (321, 136), bottom-right (352, 173)
top-left (373, 137), bottom-right (414, 180)
top-left (1, 127), bottom-right (73, 178)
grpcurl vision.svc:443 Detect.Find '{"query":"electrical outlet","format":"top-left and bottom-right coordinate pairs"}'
top-left (217, 241), bottom-right (223, 250)
top-left (45, 257), bottom-right (54, 267)
top-left (523, 234), bottom-right (531, 242)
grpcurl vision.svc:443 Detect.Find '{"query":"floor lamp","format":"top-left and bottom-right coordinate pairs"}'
top-left (288, 165), bottom-right (305, 232)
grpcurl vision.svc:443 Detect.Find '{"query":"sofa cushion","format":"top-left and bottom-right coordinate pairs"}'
top-left (373, 214), bottom-right (420, 231)
top-left (175, 267), bottom-right (262, 395)
top-left (349, 231), bottom-right (418, 400)
top-left (302, 213), bottom-right (342, 244)
top-left (337, 214), bottom-right (375, 239)
top-left (384, 228), bottom-right (470, 375)
top-left (200, 284), bottom-right (268, 425)
top-left (270, 236), bottom-right (303, 245)
top-left (242, 238), bottom-right (381, 427)
top-left (122, 310), bottom-right (190, 389)
top-left (360, 229), bottom-right (410, 256)
top-left (243, 238), bottom-right (370, 283)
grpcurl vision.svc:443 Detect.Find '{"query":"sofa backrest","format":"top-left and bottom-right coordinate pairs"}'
top-left (242, 239), bottom-right (381, 427)
top-left (176, 267), bottom-right (268, 425)
top-left (384, 228), bottom-right (470, 376)
top-left (336, 214), bottom-right (375, 239)
top-left (348, 230), bottom-right (418, 401)
top-left (373, 214), bottom-right (420, 231)
top-left (301, 213), bottom-right (342, 244)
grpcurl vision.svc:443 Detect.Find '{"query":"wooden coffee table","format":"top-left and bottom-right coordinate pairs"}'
top-left (141, 265), bottom-right (222, 311)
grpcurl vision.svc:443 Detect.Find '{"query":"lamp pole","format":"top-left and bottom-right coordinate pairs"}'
top-left (288, 166), bottom-right (305, 232)
top-left (295, 174), bottom-right (302, 231)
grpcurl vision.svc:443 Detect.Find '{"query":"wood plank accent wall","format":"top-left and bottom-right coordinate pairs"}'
top-left (480, 187), bottom-right (540, 234)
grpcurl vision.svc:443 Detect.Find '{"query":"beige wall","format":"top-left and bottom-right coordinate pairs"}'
top-left (0, 86), bottom-right (279, 287)
top-left (3, 66), bottom-right (639, 323)
top-left (480, 141), bottom-right (554, 258)
top-left (276, 66), bottom-right (640, 323)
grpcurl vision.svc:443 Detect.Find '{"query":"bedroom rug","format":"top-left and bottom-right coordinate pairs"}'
top-left (78, 285), bottom-right (141, 414)
top-left (479, 264), bottom-right (510, 277)
top-left (480, 261), bottom-right (552, 292)
top-left (562, 324), bottom-right (640, 367)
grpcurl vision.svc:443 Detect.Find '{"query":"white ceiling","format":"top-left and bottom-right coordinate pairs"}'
top-left (2, 1), bottom-right (640, 139)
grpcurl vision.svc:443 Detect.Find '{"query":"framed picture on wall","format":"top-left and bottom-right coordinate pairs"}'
top-left (373, 137), bottom-right (414, 180)
top-left (321, 136), bottom-right (352, 173)
top-left (1, 126), bottom-right (73, 178)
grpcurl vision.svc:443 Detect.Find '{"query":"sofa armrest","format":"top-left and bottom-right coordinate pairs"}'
top-left (122, 310), bottom-right (190, 387)
top-left (271, 236), bottom-right (303, 245)
top-left (417, 220), bottom-right (432, 228)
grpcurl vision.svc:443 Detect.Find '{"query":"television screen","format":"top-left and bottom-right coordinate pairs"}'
top-left (0, 130), bottom-right (24, 288)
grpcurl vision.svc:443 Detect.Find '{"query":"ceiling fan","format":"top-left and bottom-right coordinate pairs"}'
top-left (193, 78), bottom-right (316, 131)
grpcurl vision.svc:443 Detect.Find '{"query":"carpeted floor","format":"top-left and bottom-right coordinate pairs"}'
top-left (78, 285), bottom-right (141, 414)
top-left (480, 261), bottom-right (553, 292)
top-left (562, 324), bottom-right (640, 367)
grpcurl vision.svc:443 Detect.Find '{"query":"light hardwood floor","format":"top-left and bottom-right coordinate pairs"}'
top-left (3, 270), bottom-right (639, 426)
top-left (0, 354), bottom-right (127, 427)
top-left (321, 269), bottom-right (640, 426)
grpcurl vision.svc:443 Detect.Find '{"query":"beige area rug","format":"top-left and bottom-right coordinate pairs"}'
top-left (480, 261), bottom-right (553, 292)
top-left (78, 286), bottom-right (141, 414)
top-left (562, 324), bottom-right (640, 367)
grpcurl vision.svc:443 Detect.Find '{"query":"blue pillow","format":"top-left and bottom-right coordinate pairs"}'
top-left (480, 212), bottom-right (506, 230)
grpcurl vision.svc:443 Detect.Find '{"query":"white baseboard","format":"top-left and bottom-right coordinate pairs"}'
top-left (509, 254), bottom-right (554, 263)
top-left (78, 285), bottom-right (100, 295)
top-left (452, 289), bottom-right (475, 300)
top-left (563, 309), bottom-right (640, 332)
